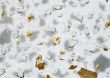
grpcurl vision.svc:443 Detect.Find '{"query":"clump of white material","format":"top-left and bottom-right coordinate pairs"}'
top-left (0, 68), bottom-right (5, 76)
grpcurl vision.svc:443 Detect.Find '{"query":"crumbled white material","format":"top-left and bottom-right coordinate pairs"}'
top-left (0, 0), bottom-right (110, 78)
top-left (0, 68), bottom-right (5, 76)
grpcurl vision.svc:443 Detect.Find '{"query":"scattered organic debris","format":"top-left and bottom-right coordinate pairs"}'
top-left (78, 68), bottom-right (97, 78)
top-left (27, 15), bottom-right (34, 22)
top-left (59, 50), bottom-right (65, 55)
top-left (105, 19), bottom-right (110, 28)
top-left (35, 55), bottom-right (46, 70)
top-left (52, 35), bottom-right (61, 45)
top-left (37, 63), bottom-right (46, 70)
top-left (0, 0), bottom-right (109, 78)
top-left (46, 74), bottom-right (51, 78)
top-left (26, 31), bottom-right (33, 38)
top-left (68, 65), bottom-right (77, 69)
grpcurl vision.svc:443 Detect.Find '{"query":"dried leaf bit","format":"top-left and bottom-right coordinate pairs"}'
top-left (59, 50), bottom-right (65, 55)
top-left (27, 15), bottom-right (34, 22)
top-left (46, 74), bottom-right (51, 78)
top-left (105, 19), bottom-right (110, 28)
top-left (37, 63), bottom-right (45, 70)
top-left (68, 65), bottom-right (77, 69)
top-left (78, 68), bottom-right (97, 78)
top-left (53, 36), bottom-right (61, 45)
top-left (35, 55), bottom-right (46, 70)
top-left (26, 31), bottom-right (33, 38)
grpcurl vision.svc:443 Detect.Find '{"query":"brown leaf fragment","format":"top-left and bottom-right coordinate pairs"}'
top-left (35, 55), bottom-right (46, 70)
top-left (46, 74), bottom-right (51, 78)
top-left (105, 19), bottom-right (110, 28)
top-left (78, 68), bottom-right (97, 78)
top-left (36, 62), bottom-right (46, 70)
top-left (26, 31), bottom-right (33, 38)
top-left (68, 65), bottom-right (77, 69)
top-left (27, 15), bottom-right (34, 22)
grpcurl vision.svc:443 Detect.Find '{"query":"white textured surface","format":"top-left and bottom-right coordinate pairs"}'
top-left (0, 0), bottom-right (110, 78)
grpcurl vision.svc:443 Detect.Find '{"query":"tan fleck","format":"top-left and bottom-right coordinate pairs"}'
top-left (95, 64), bottom-right (100, 72)
top-left (78, 68), bottom-right (97, 78)
top-left (105, 19), bottom-right (110, 28)
top-left (26, 31), bottom-right (33, 38)
top-left (27, 15), bottom-right (34, 22)
top-left (53, 35), bottom-right (61, 45)
top-left (0, 10), bottom-right (5, 19)
top-left (59, 50), bottom-right (65, 55)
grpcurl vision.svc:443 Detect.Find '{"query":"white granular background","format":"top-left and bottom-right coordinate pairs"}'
top-left (0, 0), bottom-right (110, 78)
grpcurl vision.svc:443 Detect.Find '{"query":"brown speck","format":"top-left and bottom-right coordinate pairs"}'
top-left (27, 15), bottom-right (34, 22)
top-left (46, 74), bottom-right (51, 78)
top-left (78, 68), bottom-right (97, 78)
top-left (36, 63), bottom-right (46, 70)
top-left (35, 55), bottom-right (46, 70)
top-left (59, 50), bottom-right (65, 55)
top-left (26, 31), bottom-right (33, 38)
top-left (68, 65), bottom-right (77, 69)
top-left (103, 47), bottom-right (108, 51)
top-left (105, 19), bottom-right (110, 28)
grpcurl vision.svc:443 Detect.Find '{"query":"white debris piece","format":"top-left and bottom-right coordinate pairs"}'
top-left (0, 68), bottom-right (5, 76)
